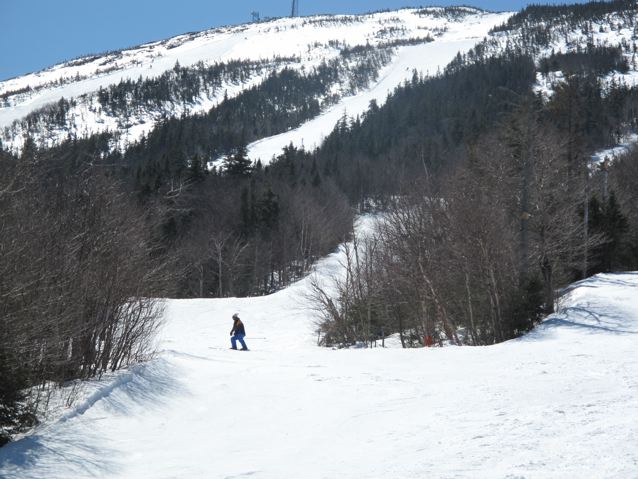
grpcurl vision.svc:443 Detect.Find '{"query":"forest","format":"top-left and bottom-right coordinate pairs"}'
top-left (2, 0), bottom-right (638, 444)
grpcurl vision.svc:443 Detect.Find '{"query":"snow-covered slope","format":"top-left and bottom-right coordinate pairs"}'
top-left (4, 5), bottom-right (638, 161)
top-left (484, 6), bottom-right (638, 98)
top-left (1, 216), bottom-right (638, 478)
top-left (0, 8), bottom-right (512, 156)
top-left (246, 13), bottom-right (506, 163)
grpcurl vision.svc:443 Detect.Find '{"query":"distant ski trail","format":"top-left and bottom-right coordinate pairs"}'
top-left (246, 17), bottom-right (509, 164)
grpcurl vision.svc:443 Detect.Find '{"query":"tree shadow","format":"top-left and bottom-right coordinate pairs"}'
top-left (0, 357), bottom-right (185, 478)
top-left (521, 280), bottom-right (638, 343)
top-left (558, 272), bottom-right (638, 296)
top-left (0, 428), bottom-right (122, 479)
top-left (539, 316), bottom-right (638, 335)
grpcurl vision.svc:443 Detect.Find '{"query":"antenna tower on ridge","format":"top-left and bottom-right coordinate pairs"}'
top-left (291, 0), bottom-right (299, 17)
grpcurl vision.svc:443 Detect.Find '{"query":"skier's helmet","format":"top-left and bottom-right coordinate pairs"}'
top-left (232, 313), bottom-right (239, 320)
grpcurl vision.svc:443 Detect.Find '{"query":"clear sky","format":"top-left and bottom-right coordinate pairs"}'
top-left (1, 0), bottom-right (594, 81)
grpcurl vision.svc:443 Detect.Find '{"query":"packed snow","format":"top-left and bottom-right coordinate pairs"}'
top-left (1, 215), bottom-right (638, 478)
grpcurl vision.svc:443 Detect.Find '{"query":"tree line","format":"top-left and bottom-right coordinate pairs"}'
top-left (307, 23), bottom-right (638, 347)
top-left (0, 148), bottom-right (175, 444)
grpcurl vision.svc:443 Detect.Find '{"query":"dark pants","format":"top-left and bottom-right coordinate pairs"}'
top-left (231, 334), bottom-right (247, 350)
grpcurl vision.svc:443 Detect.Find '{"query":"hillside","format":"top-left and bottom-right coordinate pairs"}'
top-left (1, 216), bottom-right (637, 477)
top-left (3, 1), bottom-right (638, 470)
top-left (0, 8), bottom-right (510, 157)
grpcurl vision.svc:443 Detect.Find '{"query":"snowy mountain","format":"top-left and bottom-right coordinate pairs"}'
top-left (484, 4), bottom-right (638, 97)
top-left (3, 3), bottom-right (638, 476)
top-left (0, 8), bottom-right (511, 157)
top-left (4, 4), bottom-right (638, 163)
top-left (1, 215), bottom-right (637, 477)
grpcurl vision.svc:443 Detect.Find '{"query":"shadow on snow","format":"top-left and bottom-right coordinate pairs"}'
top-left (0, 358), bottom-right (185, 478)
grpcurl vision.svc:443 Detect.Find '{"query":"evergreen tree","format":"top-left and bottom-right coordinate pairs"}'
top-left (589, 192), bottom-right (630, 273)
top-left (223, 145), bottom-right (252, 177)
top-left (0, 349), bottom-right (35, 446)
top-left (258, 186), bottom-right (279, 231)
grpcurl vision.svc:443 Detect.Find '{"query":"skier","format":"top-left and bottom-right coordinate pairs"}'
top-left (230, 313), bottom-right (248, 351)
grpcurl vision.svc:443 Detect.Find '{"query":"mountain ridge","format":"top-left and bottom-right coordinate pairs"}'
top-left (0, 8), bottom-right (511, 155)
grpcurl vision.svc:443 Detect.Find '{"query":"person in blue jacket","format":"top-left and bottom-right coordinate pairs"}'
top-left (230, 313), bottom-right (248, 350)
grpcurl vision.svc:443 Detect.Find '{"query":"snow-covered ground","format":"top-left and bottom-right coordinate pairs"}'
top-left (525, 13), bottom-right (638, 101)
top-left (1, 215), bottom-right (638, 478)
top-left (591, 132), bottom-right (638, 166)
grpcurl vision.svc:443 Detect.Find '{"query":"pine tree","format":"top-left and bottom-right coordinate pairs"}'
top-left (588, 192), bottom-right (630, 274)
top-left (223, 145), bottom-right (252, 177)
top-left (240, 186), bottom-right (254, 236)
top-left (258, 186), bottom-right (279, 231)
top-left (187, 154), bottom-right (206, 181)
top-left (0, 349), bottom-right (36, 446)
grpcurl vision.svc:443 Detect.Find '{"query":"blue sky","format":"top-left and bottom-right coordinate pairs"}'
top-left (1, 0), bottom-right (593, 81)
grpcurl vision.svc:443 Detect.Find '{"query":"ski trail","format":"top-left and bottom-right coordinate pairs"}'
top-left (247, 14), bottom-right (510, 164)
top-left (1, 213), bottom-right (638, 478)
